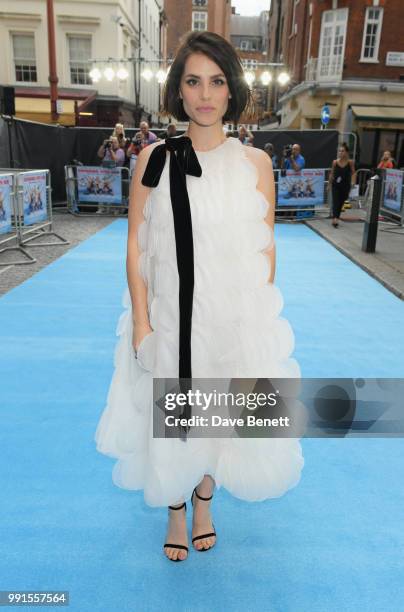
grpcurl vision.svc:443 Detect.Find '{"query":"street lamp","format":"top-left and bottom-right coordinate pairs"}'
top-left (116, 67), bottom-right (129, 80)
top-left (277, 71), bottom-right (291, 86)
top-left (141, 68), bottom-right (153, 82)
top-left (244, 71), bottom-right (255, 86)
top-left (89, 67), bottom-right (101, 82)
top-left (260, 71), bottom-right (273, 86)
top-left (104, 66), bottom-right (115, 81)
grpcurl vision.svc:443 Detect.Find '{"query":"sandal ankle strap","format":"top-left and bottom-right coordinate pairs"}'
top-left (193, 486), bottom-right (213, 501)
top-left (168, 501), bottom-right (186, 510)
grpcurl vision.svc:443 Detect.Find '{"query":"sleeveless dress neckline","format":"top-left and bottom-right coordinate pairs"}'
top-left (170, 134), bottom-right (234, 155)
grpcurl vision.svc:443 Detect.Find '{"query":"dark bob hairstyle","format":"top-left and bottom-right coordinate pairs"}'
top-left (161, 31), bottom-right (255, 124)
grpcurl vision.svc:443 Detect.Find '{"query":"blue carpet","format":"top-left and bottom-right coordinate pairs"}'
top-left (1, 220), bottom-right (403, 612)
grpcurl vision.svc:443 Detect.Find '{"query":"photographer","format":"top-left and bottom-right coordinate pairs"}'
top-left (95, 136), bottom-right (125, 215)
top-left (126, 121), bottom-right (159, 175)
top-left (281, 143), bottom-right (305, 172)
top-left (264, 143), bottom-right (278, 170)
top-left (238, 124), bottom-right (254, 145)
top-left (97, 136), bottom-right (125, 167)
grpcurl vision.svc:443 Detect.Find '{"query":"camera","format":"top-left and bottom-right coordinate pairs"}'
top-left (104, 139), bottom-right (112, 149)
top-left (283, 144), bottom-right (293, 158)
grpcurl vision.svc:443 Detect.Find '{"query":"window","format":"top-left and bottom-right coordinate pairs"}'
top-left (240, 40), bottom-right (248, 50)
top-left (318, 8), bottom-right (348, 81)
top-left (192, 11), bottom-right (207, 31)
top-left (290, 0), bottom-right (300, 36)
top-left (242, 59), bottom-right (258, 70)
top-left (193, 0), bottom-right (207, 5)
top-left (360, 7), bottom-right (383, 62)
top-left (68, 36), bottom-right (91, 85)
top-left (12, 34), bottom-right (37, 82)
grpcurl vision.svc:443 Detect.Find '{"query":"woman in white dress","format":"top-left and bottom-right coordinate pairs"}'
top-left (95, 31), bottom-right (304, 562)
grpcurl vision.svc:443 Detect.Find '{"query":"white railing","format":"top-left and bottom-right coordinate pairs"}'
top-left (305, 57), bottom-right (343, 83)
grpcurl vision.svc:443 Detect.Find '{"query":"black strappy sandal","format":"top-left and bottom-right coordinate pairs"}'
top-left (163, 502), bottom-right (188, 562)
top-left (191, 487), bottom-right (217, 551)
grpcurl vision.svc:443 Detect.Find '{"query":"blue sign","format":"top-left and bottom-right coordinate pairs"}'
top-left (321, 104), bottom-right (330, 125)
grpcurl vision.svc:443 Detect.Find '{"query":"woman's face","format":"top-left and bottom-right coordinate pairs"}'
top-left (179, 52), bottom-right (230, 127)
top-left (115, 124), bottom-right (123, 135)
top-left (339, 146), bottom-right (347, 158)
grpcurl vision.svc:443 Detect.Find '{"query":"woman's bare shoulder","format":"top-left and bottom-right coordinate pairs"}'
top-left (243, 145), bottom-right (273, 174)
top-left (136, 139), bottom-right (164, 163)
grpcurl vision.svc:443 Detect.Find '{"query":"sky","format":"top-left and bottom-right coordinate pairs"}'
top-left (232, 0), bottom-right (271, 17)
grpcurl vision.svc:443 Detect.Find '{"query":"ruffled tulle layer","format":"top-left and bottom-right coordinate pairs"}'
top-left (94, 136), bottom-right (304, 507)
top-left (94, 288), bottom-right (305, 507)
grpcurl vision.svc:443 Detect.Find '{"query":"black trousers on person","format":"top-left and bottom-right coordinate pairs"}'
top-left (332, 186), bottom-right (350, 219)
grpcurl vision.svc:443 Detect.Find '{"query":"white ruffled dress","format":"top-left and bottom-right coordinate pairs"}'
top-left (94, 136), bottom-right (304, 507)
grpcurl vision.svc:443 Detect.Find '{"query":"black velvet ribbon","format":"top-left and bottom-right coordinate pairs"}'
top-left (141, 136), bottom-right (202, 438)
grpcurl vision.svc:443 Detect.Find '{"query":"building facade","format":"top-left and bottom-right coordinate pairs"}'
top-left (0, 0), bottom-right (165, 126)
top-left (268, 0), bottom-right (404, 167)
top-left (164, 0), bottom-right (231, 61)
top-left (230, 9), bottom-right (270, 128)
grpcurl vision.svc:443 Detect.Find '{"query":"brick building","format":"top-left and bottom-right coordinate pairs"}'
top-left (268, 0), bottom-right (404, 167)
top-left (164, 0), bottom-right (231, 60)
top-left (230, 9), bottom-right (270, 127)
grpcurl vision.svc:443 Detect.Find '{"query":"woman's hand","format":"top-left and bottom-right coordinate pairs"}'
top-left (132, 322), bottom-right (153, 354)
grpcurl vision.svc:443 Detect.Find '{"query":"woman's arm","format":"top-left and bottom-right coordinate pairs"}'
top-left (350, 159), bottom-right (356, 186)
top-left (328, 160), bottom-right (336, 189)
top-left (245, 147), bottom-right (276, 284)
top-left (97, 143), bottom-right (105, 159)
top-left (127, 143), bottom-right (159, 346)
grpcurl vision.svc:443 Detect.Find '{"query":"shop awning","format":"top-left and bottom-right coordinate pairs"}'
top-left (351, 105), bottom-right (404, 123)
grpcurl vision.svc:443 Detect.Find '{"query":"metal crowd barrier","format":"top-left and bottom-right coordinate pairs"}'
top-left (353, 169), bottom-right (373, 209)
top-left (0, 172), bottom-right (32, 266)
top-left (273, 168), bottom-right (332, 220)
top-left (0, 168), bottom-right (69, 266)
top-left (65, 165), bottom-right (130, 217)
top-left (379, 168), bottom-right (404, 234)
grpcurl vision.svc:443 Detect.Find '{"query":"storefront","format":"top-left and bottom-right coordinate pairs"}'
top-left (350, 105), bottom-right (404, 169)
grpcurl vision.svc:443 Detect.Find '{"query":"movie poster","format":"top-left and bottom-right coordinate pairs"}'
top-left (383, 169), bottom-right (403, 213)
top-left (278, 169), bottom-right (325, 207)
top-left (0, 174), bottom-right (13, 235)
top-left (77, 167), bottom-right (122, 205)
top-left (19, 171), bottom-right (48, 226)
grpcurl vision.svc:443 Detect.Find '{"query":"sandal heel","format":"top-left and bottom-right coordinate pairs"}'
top-left (163, 501), bottom-right (188, 562)
top-left (191, 487), bottom-right (217, 552)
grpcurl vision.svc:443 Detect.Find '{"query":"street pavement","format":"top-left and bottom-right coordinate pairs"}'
top-left (304, 206), bottom-right (404, 300)
top-left (0, 208), bottom-right (116, 296)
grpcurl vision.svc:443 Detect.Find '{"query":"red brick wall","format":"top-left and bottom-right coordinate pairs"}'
top-left (309, 0), bottom-right (404, 81)
top-left (165, 0), bottom-right (230, 60)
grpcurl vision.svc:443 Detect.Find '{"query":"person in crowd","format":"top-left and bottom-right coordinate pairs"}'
top-left (377, 150), bottom-right (395, 170)
top-left (138, 121), bottom-right (159, 147)
top-left (97, 136), bottom-right (126, 167)
top-left (126, 121), bottom-right (160, 176)
top-left (111, 124), bottom-right (131, 214)
top-left (328, 142), bottom-right (356, 228)
top-left (96, 136), bottom-right (125, 214)
top-left (281, 144), bottom-right (305, 172)
top-left (112, 123), bottom-right (128, 149)
top-left (113, 123), bottom-right (130, 168)
top-left (264, 143), bottom-right (278, 170)
top-left (238, 124), bottom-right (254, 145)
top-left (165, 123), bottom-right (177, 138)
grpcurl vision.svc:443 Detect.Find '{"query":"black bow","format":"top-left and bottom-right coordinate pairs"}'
top-left (141, 136), bottom-right (202, 438)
